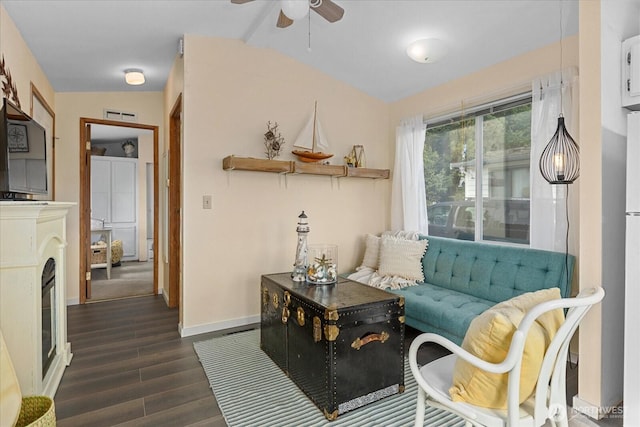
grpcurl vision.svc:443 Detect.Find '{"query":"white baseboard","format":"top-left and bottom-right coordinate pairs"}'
top-left (572, 395), bottom-right (624, 420)
top-left (179, 315), bottom-right (261, 337)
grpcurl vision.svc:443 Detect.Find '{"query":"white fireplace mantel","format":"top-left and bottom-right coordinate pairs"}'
top-left (0, 201), bottom-right (74, 397)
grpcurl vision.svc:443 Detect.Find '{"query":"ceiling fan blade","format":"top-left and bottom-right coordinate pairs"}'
top-left (277, 10), bottom-right (294, 28)
top-left (230, 0), bottom-right (254, 4)
top-left (311, 0), bottom-right (344, 23)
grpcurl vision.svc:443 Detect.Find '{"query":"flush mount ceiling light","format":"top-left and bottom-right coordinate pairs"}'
top-left (124, 69), bottom-right (145, 86)
top-left (281, 0), bottom-right (310, 20)
top-left (406, 38), bottom-right (447, 64)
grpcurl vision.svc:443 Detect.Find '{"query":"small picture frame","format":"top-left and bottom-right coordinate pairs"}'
top-left (8, 123), bottom-right (29, 153)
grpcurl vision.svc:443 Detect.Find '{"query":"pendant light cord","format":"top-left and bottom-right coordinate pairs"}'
top-left (565, 184), bottom-right (570, 293)
top-left (559, 0), bottom-right (564, 116)
top-left (565, 183), bottom-right (578, 369)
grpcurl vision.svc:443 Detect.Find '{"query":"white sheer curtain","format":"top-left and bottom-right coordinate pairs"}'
top-left (530, 67), bottom-right (578, 251)
top-left (391, 115), bottom-right (428, 234)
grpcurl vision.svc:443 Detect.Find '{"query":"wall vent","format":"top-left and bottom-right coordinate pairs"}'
top-left (103, 109), bottom-right (138, 122)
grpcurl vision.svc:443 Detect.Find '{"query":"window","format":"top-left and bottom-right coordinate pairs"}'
top-left (425, 95), bottom-right (532, 245)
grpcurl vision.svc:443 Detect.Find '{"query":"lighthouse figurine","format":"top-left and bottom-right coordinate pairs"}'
top-left (292, 211), bottom-right (309, 282)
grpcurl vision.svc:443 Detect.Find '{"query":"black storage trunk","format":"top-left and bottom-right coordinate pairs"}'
top-left (260, 273), bottom-right (405, 421)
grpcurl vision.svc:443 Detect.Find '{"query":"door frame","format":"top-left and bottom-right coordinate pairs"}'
top-left (79, 117), bottom-right (159, 304)
top-left (168, 95), bottom-right (182, 309)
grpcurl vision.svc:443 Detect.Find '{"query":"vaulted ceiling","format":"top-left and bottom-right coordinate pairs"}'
top-left (3, 0), bottom-right (578, 103)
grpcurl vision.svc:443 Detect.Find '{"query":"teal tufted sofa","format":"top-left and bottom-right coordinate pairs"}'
top-left (387, 235), bottom-right (574, 345)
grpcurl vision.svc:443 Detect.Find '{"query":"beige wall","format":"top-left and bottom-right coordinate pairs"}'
top-left (0, 3), bottom-right (55, 203)
top-left (389, 35), bottom-right (579, 127)
top-left (0, 4), bottom-right (54, 114)
top-left (577, 0), bottom-right (604, 409)
top-left (178, 35), bottom-right (390, 334)
top-left (54, 92), bottom-right (164, 303)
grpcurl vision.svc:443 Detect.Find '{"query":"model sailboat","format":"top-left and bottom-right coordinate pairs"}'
top-left (292, 102), bottom-right (334, 163)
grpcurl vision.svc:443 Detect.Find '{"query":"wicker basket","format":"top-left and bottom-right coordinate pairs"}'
top-left (90, 246), bottom-right (107, 264)
top-left (91, 146), bottom-right (106, 156)
top-left (111, 240), bottom-right (123, 264)
top-left (15, 396), bottom-right (56, 427)
top-left (90, 240), bottom-right (123, 265)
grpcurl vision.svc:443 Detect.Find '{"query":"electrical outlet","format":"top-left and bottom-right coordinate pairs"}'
top-left (203, 195), bottom-right (212, 209)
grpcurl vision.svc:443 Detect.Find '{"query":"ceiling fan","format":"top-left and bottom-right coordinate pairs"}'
top-left (231, 0), bottom-right (344, 28)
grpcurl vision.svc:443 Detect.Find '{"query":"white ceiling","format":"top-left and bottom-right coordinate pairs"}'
top-left (2, 0), bottom-right (578, 103)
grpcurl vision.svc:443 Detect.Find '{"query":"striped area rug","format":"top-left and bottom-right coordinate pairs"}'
top-left (194, 329), bottom-right (464, 427)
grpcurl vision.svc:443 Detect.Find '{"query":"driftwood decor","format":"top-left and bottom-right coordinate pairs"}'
top-left (0, 55), bottom-right (21, 109)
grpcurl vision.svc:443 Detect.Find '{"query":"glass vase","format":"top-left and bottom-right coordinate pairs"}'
top-left (306, 244), bottom-right (338, 285)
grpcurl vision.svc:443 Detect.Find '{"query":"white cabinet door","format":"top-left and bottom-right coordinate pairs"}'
top-left (111, 160), bottom-right (137, 223)
top-left (110, 159), bottom-right (137, 260)
top-left (91, 158), bottom-right (111, 222)
top-left (90, 156), bottom-right (138, 260)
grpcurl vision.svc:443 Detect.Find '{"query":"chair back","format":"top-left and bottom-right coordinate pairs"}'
top-left (505, 287), bottom-right (605, 425)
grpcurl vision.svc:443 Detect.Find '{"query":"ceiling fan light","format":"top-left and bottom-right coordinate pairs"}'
top-left (281, 0), bottom-right (309, 20)
top-left (125, 69), bottom-right (145, 85)
top-left (406, 38), bottom-right (447, 64)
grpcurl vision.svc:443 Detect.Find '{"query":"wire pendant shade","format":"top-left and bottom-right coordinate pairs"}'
top-left (539, 116), bottom-right (580, 184)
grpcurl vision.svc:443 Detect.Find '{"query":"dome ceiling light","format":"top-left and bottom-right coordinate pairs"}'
top-left (406, 38), bottom-right (447, 64)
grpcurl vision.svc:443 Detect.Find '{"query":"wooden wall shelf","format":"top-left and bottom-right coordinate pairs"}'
top-left (222, 156), bottom-right (390, 179)
top-left (345, 167), bottom-right (390, 179)
top-left (222, 156), bottom-right (293, 173)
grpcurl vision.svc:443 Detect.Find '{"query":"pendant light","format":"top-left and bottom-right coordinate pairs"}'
top-left (539, 115), bottom-right (580, 183)
top-left (539, 0), bottom-right (579, 185)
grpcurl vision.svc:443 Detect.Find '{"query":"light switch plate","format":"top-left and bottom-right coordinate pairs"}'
top-left (203, 195), bottom-right (212, 209)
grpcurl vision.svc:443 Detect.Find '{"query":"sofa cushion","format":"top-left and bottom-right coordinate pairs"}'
top-left (378, 236), bottom-right (428, 281)
top-left (449, 288), bottom-right (564, 409)
top-left (392, 284), bottom-right (494, 341)
top-left (422, 236), bottom-right (573, 302)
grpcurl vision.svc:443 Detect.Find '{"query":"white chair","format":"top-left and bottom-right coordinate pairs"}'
top-left (408, 287), bottom-right (605, 427)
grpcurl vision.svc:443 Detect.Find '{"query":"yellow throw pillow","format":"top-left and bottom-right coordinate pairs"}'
top-left (449, 288), bottom-right (565, 409)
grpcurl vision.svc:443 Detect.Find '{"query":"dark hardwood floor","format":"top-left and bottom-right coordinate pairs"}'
top-left (55, 295), bottom-right (249, 427)
top-left (55, 295), bottom-right (589, 427)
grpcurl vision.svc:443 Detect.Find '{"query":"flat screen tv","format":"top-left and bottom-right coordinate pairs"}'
top-left (0, 98), bottom-right (48, 199)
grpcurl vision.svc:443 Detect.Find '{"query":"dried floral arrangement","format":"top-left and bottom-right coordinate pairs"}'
top-left (264, 121), bottom-right (285, 160)
top-left (344, 145), bottom-right (366, 168)
top-left (0, 55), bottom-right (21, 109)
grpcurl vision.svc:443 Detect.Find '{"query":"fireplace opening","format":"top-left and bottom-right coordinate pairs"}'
top-left (42, 257), bottom-right (56, 378)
